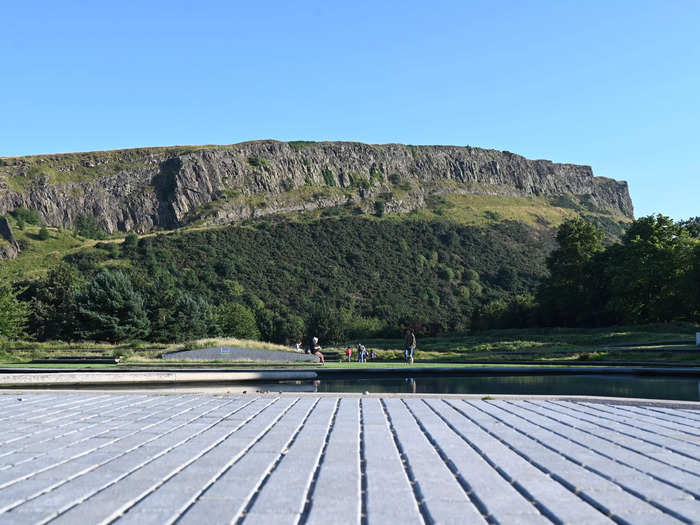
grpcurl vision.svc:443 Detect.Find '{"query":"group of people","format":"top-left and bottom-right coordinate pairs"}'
top-left (293, 337), bottom-right (325, 364)
top-left (345, 343), bottom-right (376, 363)
top-left (292, 328), bottom-right (417, 365)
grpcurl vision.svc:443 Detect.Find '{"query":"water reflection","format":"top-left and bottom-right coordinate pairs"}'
top-left (315, 375), bottom-right (700, 401)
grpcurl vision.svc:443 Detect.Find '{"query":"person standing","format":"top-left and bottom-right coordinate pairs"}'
top-left (403, 329), bottom-right (416, 364)
top-left (346, 346), bottom-right (353, 362)
top-left (311, 337), bottom-right (325, 365)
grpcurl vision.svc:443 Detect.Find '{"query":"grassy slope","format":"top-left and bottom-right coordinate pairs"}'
top-left (0, 188), bottom-right (629, 283)
top-left (2, 324), bottom-right (697, 366)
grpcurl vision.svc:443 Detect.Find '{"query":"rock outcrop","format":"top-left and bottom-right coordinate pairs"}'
top-left (0, 141), bottom-right (633, 233)
top-left (0, 216), bottom-right (20, 259)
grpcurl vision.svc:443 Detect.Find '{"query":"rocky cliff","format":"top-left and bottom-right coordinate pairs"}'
top-left (0, 141), bottom-right (633, 233)
top-left (0, 216), bottom-right (20, 259)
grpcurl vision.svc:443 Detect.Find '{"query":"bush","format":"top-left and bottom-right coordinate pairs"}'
top-left (38, 227), bottom-right (50, 240)
top-left (288, 141), bottom-right (315, 152)
top-left (11, 206), bottom-right (41, 225)
top-left (123, 233), bottom-right (139, 250)
top-left (370, 168), bottom-right (384, 183)
top-left (247, 156), bottom-right (268, 169)
top-left (322, 168), bottom-right (335, 186)
top-left (75, 215), bottom-right (106, 239)
top-left (374, 200), bottom-right (385, 217)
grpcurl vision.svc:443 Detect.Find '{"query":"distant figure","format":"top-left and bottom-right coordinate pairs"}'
top-left (294, 340), bottom-right (303, 352)
top-left (404, 329), bottom-right (416, 364)
top-left (346, 346), bottom-right (353, 362)
top-left (370, 350), bottom-right (376, 361)
top-left (357, 343), bottom-right (367, 363)
top-left (311, 337), bottom-right (325, 364)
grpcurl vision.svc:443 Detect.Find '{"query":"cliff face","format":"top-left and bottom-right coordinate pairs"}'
top-left (0, 216), bottom-right (20, 259)
top-left (0, 141), bottom-right (633, 233)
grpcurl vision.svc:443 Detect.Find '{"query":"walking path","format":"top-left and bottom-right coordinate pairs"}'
top-left (0, 393), bottom-right (698, 524)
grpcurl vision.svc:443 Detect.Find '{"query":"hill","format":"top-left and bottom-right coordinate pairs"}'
top-left (0, 141), bottom-right (634, 343)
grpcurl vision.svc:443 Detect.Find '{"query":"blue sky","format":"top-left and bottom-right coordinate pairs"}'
top-left (2, 1), bottom-right (698, 220)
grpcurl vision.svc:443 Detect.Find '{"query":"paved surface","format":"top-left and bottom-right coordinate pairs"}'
top-left (0, 371), bottom-right (317, 387)
top-left (0, 394), bottom-right (698, 524)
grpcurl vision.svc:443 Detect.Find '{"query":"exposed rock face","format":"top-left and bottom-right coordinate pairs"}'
top-left (0, 216), bottom-right (20, 259)
top-left (0, 141), bottom-right (634, 233)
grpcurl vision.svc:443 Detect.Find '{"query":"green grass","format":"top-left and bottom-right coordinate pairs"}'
top-left (324, 323), bottom-right (700, 364)
top-left (2, 324), bottom-right (697, 366)
top-left (0, 224), bottom-right (86, 281)
top-left (288, 141), bottom-right (316, 152)
top-left (0, 337), bottom-right (295, 364)
top-left (412, 192), bottom-right (630, 231)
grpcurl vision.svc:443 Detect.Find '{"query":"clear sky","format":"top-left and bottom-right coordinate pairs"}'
top-left (2, 1), bottom-right (698, 220)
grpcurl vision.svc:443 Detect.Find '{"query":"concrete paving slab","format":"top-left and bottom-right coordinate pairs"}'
top-left (0, 393), bottom-right (697, 524)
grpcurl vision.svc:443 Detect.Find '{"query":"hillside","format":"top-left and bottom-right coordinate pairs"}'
top-left (0, 141), bottom-right (636, 343)
top-left (0, 141), bottom-right (632, 234)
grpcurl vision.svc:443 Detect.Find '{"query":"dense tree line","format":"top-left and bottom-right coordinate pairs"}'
top-left (8, 216), bottom-right (549, 343)
top-left (4, 213), bottom-right (696, 345)
top-left (476, 215), bottom-right (700, 328)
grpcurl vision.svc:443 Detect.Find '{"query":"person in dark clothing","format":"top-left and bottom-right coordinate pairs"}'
top-left (403, 329), bottom-right (416, 364)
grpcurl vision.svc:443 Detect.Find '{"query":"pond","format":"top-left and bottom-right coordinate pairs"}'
top-left (313, 374), bottom-right (700, 401)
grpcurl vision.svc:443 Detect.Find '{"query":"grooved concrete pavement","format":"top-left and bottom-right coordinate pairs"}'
top-left (0, 393), bottom-right (698, 524)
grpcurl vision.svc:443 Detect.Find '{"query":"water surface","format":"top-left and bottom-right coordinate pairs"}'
top-left (315, 374), bottom-right (700, 401)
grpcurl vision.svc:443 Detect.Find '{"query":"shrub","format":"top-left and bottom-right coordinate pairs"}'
top-left (374, 200), bottom-right (385, 217)
top-left (11, 206), bottom-right (41, 225)
top-left (370, 168), bottom-right (384, 183)
top-left (322, 168), bottom-right (335, 186)
top-left (247, 156), bottom-right (268, 169)
top-left (288, 141), bottom-right (315, 152)
top-left (123, 233), bottom-right (139, 250)
top-left (75, 215), bottom-right (106, 239)
top-left (38, 226), bottom-right (50, 240)
top-left (348, 173), bottom-right (370, 189)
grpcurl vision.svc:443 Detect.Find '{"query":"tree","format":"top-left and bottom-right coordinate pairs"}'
top-left (537, 218), bottom-right (603, 325)
top-left (0, 282), bottom-right (30, 340)
top-left (75, 215), bottom-right (106, 240)
top-left (216, 302), bottom-right (260, 340)
top-left (679, 217), bottom-right (700, 239)
top-left (122, 233), bottom-right (139, 250)
top-left (168, 293), bottom-right (214, 342)
top-left (78, 269), bottom-right (150, 342)
top-left (10, 206), bottom-right (41, 225)
top-left (143, 271), bottom-right (179, 342)
top-left (32, 263), bottom-right (84, 341)
top-left (606, 215), bottom-right (693, 323)
top-left (307, 302), bottom-right (352, 344)
top-left (689, 244), bottom-right (700, 322)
